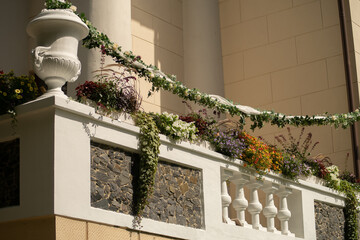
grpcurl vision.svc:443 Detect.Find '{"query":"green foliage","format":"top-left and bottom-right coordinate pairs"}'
top-left (151, 112), bottom-right (198, 142)
top-left (76, 69), bottom-right (141, 114)
top-left (132, 111), bottom-right (160, 226)
top-left (326, 179), bottom-right (359, 240)
top-left (0, 71), bottom-right (40, 116)
top-left (44, 0), bottom-right (72, 9)
top-left (279, 153), bottom-right (308, 181)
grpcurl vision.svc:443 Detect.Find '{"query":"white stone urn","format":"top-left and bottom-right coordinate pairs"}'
top-left (27, 9), bottom-right (89, 99)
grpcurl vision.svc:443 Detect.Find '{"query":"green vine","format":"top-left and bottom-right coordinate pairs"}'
top-left (132, 111), bottom-right (160, 226)
top-left (326, 179), bottom-right (359, 240)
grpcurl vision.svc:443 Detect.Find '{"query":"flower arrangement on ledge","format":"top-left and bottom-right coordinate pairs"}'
top-left (0, 70), bottom-right (40, 117)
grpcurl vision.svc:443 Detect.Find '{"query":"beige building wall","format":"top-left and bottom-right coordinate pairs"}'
top-left (219, 0), bottom-right (353, 171)
top-left (56, 216), bottom-right (179, 240)
top-left (350, 0), bottom-right (360, 92)
top-left (0, 216), bottom-right (178, 240)
top-left (131, 0), bottom-right (185, 115)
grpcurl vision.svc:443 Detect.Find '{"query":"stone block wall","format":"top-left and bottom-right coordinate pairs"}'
top-left (0, 138), bottom-right (19, 208)
top-left (91, 142), bottom-right (204, 229)
top-left (314, 201), bottom-right (345, 240)
top-left (219, 0), bottom-right (353, 172)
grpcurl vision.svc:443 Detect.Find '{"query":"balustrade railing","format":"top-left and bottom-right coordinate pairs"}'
top-left (221, 168), bottom-right (295, 237)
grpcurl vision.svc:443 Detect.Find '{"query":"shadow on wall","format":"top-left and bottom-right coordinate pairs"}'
top-left (131, 0), bottom-right (185, 115)
top-left (0, 0), bottom-right (32, 75)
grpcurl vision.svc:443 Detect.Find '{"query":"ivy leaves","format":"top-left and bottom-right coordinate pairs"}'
top-left (132, 112), bottom-right (160, 226)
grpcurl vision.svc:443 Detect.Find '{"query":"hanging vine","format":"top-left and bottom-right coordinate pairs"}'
top-left (132, 111), bottom-right (160, 226)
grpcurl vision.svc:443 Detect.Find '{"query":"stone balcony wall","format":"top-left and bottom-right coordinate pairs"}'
top-left (91, 142), bottom-right (204, 229)
top-left (0, 97), bottom-right (348, 240)
top-left (314, 201), bottom-right (345, 240)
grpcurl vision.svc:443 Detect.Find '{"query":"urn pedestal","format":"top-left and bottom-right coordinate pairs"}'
top-left (27, 9), bottom-right (89, 99)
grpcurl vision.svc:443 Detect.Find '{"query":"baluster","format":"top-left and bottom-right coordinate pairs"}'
top-left (221, 169), bottom-right (234, 225)
top-left (276, 187), bottom-right (294, 236)
top-left (262, 183), bottom-right (279, 233)
top-left (247, 179), bottom-right (263, 230)
top-left (230, 173), bottom-right (250, 227)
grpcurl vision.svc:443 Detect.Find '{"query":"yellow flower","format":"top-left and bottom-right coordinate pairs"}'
top-left (29, 87), bottom-right (33, 92)
top-left (16, 95), bottom-right (22, 99)
top-left (3, 92), bottom-right (7, 96)
top-left (15, 89), bottom-right (21, 94)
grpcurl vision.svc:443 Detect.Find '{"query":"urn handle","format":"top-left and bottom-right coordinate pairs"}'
top-left (32, 46), bottom-right (51, 70)
top-left (70, 61), bottom-right (81, 82)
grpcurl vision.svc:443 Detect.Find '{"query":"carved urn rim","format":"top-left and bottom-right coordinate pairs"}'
top-left (27, 8), bottom-right (89, 40)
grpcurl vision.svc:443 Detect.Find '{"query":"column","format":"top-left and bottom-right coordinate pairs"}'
top-left (247, 179), bottom-right (263, 230)
top-left (68, 0), bottom-right (132, 97)
top-left (230, 173), bottom-right (250, 227)
top-left (183, 0), bottom-right (225, 112)
top-left (262, 183), bottom-right (279, 233)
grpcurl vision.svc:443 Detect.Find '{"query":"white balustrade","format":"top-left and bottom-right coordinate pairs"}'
top-left (220, 169), bottom-right (299, 236)
top-left (276, 186), bottom-right (294, 236)
top-left (230, 173), bottom-right (250, 227)
top-left (262, 183), bottom-right (280, 233)
top-left (246, 179), bottom-right (263, 230)
top-left (221, 169), bottom-right (234, 225)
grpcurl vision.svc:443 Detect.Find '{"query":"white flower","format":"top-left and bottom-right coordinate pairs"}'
top-left (355, 109), bottom-right (359, 113)
top-left (184, 90), bottom-right (189, 97)
top-left (70, 5), bottom-right (77, 12)
top-left (112, 43), bottom-right (118, 51)
top-left (332, 115), bottom-right (337, 121)
top-left (168, 83), bottom-right (173, 89)
top-left (124, 51), bottom-right (130, 56)
top-left (195, 94), bottom-right (201, 101)
top-left (344, 114), bottom-right (348, 118)
top-left (327, 165), bottom-right (339, 176)
top-left (327, 165), bottom-right (341, 185)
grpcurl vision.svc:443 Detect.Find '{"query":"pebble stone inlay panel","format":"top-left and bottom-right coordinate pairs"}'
top-left (314, 201), bottom-right (345, 240)
top-left (0, 139), bottom-right (20, 208)
top-left (91, 142), bottom-right (204, 229)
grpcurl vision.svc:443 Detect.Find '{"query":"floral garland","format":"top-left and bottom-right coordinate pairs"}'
top-left (44, 0), bottom-right (360, 131)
